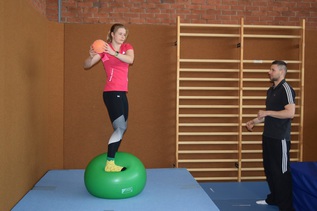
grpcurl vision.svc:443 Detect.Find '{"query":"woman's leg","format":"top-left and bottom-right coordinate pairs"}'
top-left (103, 91), bottom-right (128, 172)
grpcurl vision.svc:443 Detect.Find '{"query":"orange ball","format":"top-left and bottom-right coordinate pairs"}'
top-left (92, 39), bottom-right (106, 53)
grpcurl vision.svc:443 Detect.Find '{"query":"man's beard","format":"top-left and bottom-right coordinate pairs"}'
top-left (269, 76), bottom-right (278, 82)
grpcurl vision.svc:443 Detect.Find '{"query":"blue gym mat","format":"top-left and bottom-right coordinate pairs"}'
top-left (12, 168), bottom-right (219, 211)
top-left (12, 168), bottom-right (283, 211)
top-left (200, 181), bottom-right (279, 211)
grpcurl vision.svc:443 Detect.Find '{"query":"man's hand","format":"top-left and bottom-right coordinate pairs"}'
top-left (245, 120), bottom-right (255, 132)
top-left (257, 110), bottom-right (267, 120)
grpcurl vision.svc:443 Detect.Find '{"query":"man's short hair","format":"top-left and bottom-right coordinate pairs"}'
top-left (272, 60), bottom-right (287, 73)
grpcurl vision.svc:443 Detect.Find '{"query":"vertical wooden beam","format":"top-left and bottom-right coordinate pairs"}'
top-left (299, 19), bottom-right (305, 161)
top-left (238, 17), bottom-right (244, 182)
top-left (176, 16), bottom-right (181, 167)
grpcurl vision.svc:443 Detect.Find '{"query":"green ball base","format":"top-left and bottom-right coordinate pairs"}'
top-left (84, 152), bottom-right (147, 199)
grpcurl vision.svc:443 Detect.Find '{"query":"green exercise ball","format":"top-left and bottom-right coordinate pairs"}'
top-left (84, 152), bottom-right (147, 199)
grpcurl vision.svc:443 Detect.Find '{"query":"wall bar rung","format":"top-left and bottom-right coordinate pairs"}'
top-left (242, 114), bottom-right (300, 118)
top-left (241, 168), bottom-right (264, 171)
top-left (243, 78), bottom-right (300, 82)
top-left (241, 159), bottom-right (263, 162)
top-left (242, 122), bottom-right (264, 126)
top-left (243, 60), bottom-right (301, 64)
top-left (179, 132), bottom-right (238, 136)
top-left (242, 141), bottom-right (303, 145)
top-left (242, 131), bottom-right (299, 135)
top-left (291, 158), bottom-right (300, 162)
top-left (241, 141), bottom-right (261, 144)
top-left (179, 141), bottom-right (238, 145)
top-left (180, 23), bottom-right (240, 28)
top-left (244, 34), bottom-right (301, 39)
top-left (180, 59), bottom-right (241, 63)
top-left (242, 87), bottom-right (269, 91)
top-left (241, 132), bottom-right (265, 136)
top-left (179, 123), bottom-right (238, 126)
top-left (178, 159), bottom-right (238, 163)
top-left (180, 68), bottom-right (240, 72)
top-left (179, 150), bottom-right (238, 154)
top-left (180, 87), bottom-right (239, 90)
top-left (180, 33), bottom-right (240, 37)
top-left (188, 168), bottom-right (237, 172)
top-left (179, 96), bottom-right (239, 100)
top-left (180, 77), bottom-right (239, 81)
top-left (179, 114), bottom-right (239, 117)
top-left (240, 176), bottom-right (266, 180)
top-left (195, 177), bottom-right (239, 181)
top-left (243, 87), bottom-right (300, 91)
top-left (244, 24), bottom-right (302, 29)
top-left (242, 150), bottom-right (263, 153)
top-left (242, 96), bottom-right (267, 100)
top-left (179, 105), bottom-right (239, 108)
top-left (242, 105), bottom-right (265, 108)
top-left (243, 69), bottom-right (300, 73)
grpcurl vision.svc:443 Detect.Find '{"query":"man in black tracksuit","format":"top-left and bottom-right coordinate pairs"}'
top-left (246, 60), bottom-right (295, 211)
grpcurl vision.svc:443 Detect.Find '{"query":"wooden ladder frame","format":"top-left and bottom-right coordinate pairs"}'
top-left (176, 17), bottom-right (305, 182)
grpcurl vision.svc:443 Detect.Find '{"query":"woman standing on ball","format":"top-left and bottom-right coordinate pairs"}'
top-left (84, 23), bottom-right (134, 172)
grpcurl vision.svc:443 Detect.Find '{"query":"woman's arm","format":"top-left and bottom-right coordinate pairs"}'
top-left (115, 49), bottom-right (134, 64)
top-left (83, 47), bottom-right (102, 69)
top-left (104, 43), bottom-right (134, 64)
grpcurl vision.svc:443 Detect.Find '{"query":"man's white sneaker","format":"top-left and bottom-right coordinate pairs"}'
top-left (256, 200), bottom-right (268, 205)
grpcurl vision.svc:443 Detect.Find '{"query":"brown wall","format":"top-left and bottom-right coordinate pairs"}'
top-left (63, 24), bottom-right (317, 172)
top-left (302, 30), bottom-right (317, 161)
top-left (1, 1), bottom-right (317, 210)
top-left (0, 1), bottom-right (64, 210)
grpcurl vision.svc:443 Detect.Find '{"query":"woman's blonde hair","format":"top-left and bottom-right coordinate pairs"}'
top-left (106, 23), bottom-right (129, 43)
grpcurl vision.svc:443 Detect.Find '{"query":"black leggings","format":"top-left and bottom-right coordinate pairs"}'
top-left (103, 91), bottom-right (128, 158)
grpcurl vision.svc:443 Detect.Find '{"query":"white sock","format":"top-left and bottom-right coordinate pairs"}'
top-left (256, 200), bottom-right (268, 205)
